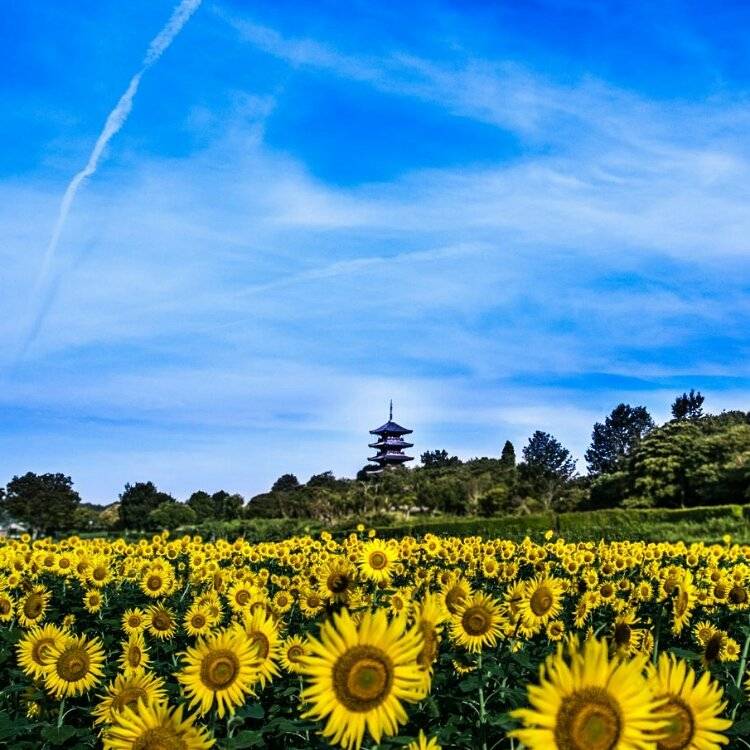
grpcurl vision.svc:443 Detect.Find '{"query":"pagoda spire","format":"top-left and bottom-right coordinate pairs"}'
top-left (367, 403), bottom-right (414, 473)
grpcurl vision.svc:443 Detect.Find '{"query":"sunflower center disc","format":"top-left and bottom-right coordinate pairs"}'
top-left (201, 650), bottom-right (239, 689)
top-left (235, 590), bottom-right (250, 605)
top-left (287, 646), bottom-right (304, 662)
top-left (152, 613), bottom-right (172, 631)
top-left (147, 576), bottom-right (163, 591)
top-left (614, 623), bottom-right (631, 646)
top-left (556, 687), bottom-right (621, 750)
top-left (32, 637), bottom-right (55, 664)
top-left (729, 585), bottom-right (748, 604)
top-left (249, 632), bottom-right (270, 660)
top-left (112, 686), bottom-right (147, 713)
top-left (0, 599), bottom-right (10, 615)
top-left (658, 698), bottom-right (695, 750)
top-left (369, 552), bottom-right (388, 570)
top-left (128, 646), bottom-right (142, 667)
top-left (334, 646), bottom-right (394, 712)
top-left (462, 606), bottom-right (491, 635)
top-left (704, 634), bottom-right (723, 662)
top-left (24, 595), bottom-right (44, 619)
top-left (530, 587), bottom-right (553, 616)
top-left (675, 590), bottom-right (689, 616)
top-left (133, 727), bottom-right (186, 750)
top-left (57, 648), bottom-right (91, 682)
top-left (328, 573), bottom-right (350, 594)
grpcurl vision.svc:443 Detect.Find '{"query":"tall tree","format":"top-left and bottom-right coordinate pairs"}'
top-left (500, 440), bottom-right (516, 468)
top-left (671, 389), bottom-right (705, 421)
top-left (118, 482), bottom-right (176, 530)
top-left (585, 403), bottom-right (655, 475)
top-left (186, 491), bottom-right (214, 522)
top-left (271, 474), bottom-right (300, 492)
top-left (1, 472), bottom-right (81, 536)
top-left (522, 431), bottom-right (577, 482)
top-left (211, 490), bottom-right (244, 521)
top-left (420, 450), bottom-right (461, 469)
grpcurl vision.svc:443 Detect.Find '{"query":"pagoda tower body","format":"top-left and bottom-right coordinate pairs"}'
top-left (367, 401), bottom-right (414, 472)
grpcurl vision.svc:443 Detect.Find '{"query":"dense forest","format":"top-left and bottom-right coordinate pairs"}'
top-left (1, 390), bottom-right (748, 534)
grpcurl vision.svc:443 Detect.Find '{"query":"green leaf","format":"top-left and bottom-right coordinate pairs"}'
top-left (41, 725), bottom-right (78, 745)
top-left (225, 730), bottom-right (265, 749)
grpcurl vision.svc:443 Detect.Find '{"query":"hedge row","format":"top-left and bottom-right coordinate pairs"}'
top-left (177, 504), bottom-right (750, 544)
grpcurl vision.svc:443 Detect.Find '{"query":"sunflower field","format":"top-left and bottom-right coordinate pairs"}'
top-left (1, 529), bottom-right (750, 749)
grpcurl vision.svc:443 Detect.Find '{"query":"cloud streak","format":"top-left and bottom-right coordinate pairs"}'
top-left (17, 0), bottom-right (203, 359)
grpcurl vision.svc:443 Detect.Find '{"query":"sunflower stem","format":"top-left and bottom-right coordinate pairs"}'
top-left (733, 616), bottom-right (750, 708)
top-left (652, 606), bottom-right (663, 665)
top-left (477, 652), bottom-right (487, 750)
top-left (57, 698), bottom-right (65, 728)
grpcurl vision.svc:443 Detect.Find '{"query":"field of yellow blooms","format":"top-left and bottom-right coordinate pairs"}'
top-left (1, 528), bottom-right (749, 749)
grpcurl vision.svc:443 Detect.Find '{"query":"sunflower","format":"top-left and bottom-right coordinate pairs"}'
top-left (17, 585), bottom-right (51, 627)
top-left (43, 633), bottom-right (106, 698)
top-left (517, 575), bottom-right (564, 630)
top-left (611, 610), bottom-right (644, 657)
top-left (16, 623), bottom-right (69, 679)
top-left (93, 672), bottom-right (167, 726)
top-left (412, 592), bottom-right (448, 683)
top-left (672, 571), bottom-right (698, 636)
top-left (279, 635), bottom-right (309, 674)
top-left (0, 591), bottom-right (15, 622)
top-left (511, 636), bottom-right (665, 750)
top-left (102, 700), bottom-right (214, 750)
top-left (184, 603), bottom-right (215, 638)
top-left (119, 632), bottom-right (151, 675)
top-left (177, 626), bottom-right (260, 718)
top-left (450, 592), bottom-right (504, 653)
top-left (241, 607), bottom-right (282, 688)
top-left (122, 607), bottom-right (147, 635)
top-left (649, 652), bottom-right (731, 750)
top-left (358, 539), bottom-right (398, 584)
top-left (299, 589), bottom-right (325, 618)
top-left (440, 577), bottom-right (473, 615)
top-left (318, 559), bottom-right (358, 604)
top-left (407, 730), bottom-right (441, 750)
top-left (300, 608), bottom-right (427, 750)
top-left (83, 588), bottom-right (104, 614)
top-left (140, 567), bottom-right (173, 598)
top-left (146, 603), bottom-right (177, 640)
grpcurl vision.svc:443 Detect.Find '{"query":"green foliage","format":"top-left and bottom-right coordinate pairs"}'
top-left (671, 388), bottom-right (705, 421)
top-left (118, 482), bottom-right (176, 531)
top-left (148, 502), bottom-right (196, 530)
top-left (1, 472), bottom-right (80, 536)
top-left (585, 403), bottom-right (654, 475)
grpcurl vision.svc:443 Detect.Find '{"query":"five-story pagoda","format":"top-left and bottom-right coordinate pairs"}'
top-left (367, 401), bottom-right (414, 472)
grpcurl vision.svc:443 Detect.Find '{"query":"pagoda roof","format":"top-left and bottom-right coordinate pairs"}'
top-left (369, 420), bottom-right (413, 436)
top-left (368, 438), bottom-right (414, 449)
top-left (369, 453), bottom-right (414, 463)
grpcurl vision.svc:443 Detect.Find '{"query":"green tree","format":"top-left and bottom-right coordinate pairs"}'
top-left (211, 490), bottom-right (244, 521)
top-left (271, 474), bottom-right (300, 492)
top-left (522, 431), bottom-right (577, 482)
top-left (118, 482), bottom-right (176, 530)
top-left (478, 485), bottom-right (511, 516)
top-left (1, 472), bottom-right (81, 536)
top-left (671, 389), bottom-right (705, 421)
top-left (186, 491), bottom-right (214, 522)
top-left (499, 441), bottom-right (516, 468)
top-left (420, 450), bottom-right (461, 469)
top-left (585, 403), bottom-right (654, 475)
top-left (149, 502), bottom-right (196, 530)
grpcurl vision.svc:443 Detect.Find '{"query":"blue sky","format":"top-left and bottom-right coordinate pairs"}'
top-left (1, 0), bottom-right (749, 503)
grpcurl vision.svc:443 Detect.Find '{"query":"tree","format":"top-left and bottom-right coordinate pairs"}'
top-left (420, 449), bottom-right (461, 469)
top-left (186, 491), bottom-right (214, 522)
top-left (211, 490), bottom-right (244, 521)
top-left (148, 502), bottom-right (196, 530)
top-left (1, 472), bottom-right (81, 536)
top-left (307, 471), bottom-right (338, 488)
top-left (356, 465), bottom-right (379, 481)
top-left (671, 390), bottom-right (705, 421)
top-left (499, 441), bottom-right (516, 468)
top-left (118, 482), bottom-right (176, 530)
top-left (478, 485), bottom-right (511, 516)
top-left (522, 431), bottom-right (577, 482)
top-left (585, 404), bottom-right (655, 475)
top-left (271, 474), bottom-right (300, 492)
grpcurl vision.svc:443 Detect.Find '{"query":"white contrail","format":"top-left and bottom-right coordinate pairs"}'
top-left (19, 0), bottom-right (202, 357)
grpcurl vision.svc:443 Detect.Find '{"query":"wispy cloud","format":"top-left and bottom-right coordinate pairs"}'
top-left (17, 0), bottom-right (203, 359)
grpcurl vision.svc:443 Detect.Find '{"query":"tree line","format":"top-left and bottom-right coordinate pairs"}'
top-left (1, 390), bottom-right (748, 534)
